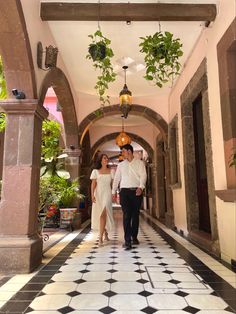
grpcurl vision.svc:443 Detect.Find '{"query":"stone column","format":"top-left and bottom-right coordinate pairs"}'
top-left (64, 148), bottom-right (81, 180)
top-left (0, 100), bottom-right (48, 273)
top-left (151, 163), bottom-right (158, 218)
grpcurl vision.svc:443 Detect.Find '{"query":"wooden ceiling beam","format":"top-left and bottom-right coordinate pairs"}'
top-left (40, 3), bottom-right (217, 22)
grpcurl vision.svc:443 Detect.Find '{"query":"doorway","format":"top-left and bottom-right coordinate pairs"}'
top-left (181, 59), bottom-right (219, 256)
top-left (192, 95), bottom-right (211, 233)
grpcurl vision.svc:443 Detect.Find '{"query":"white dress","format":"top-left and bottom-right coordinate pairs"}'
top-left (90, 169), bottom-right (114, 231)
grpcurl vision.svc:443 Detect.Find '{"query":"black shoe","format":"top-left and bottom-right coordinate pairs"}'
top-left (122, 242), bottom-right (132, 250)
top-left (132, 238), bottom-right (140, 245)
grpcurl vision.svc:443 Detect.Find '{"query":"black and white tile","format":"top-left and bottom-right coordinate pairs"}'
top-left (0, 210), bottom-right (235, 313)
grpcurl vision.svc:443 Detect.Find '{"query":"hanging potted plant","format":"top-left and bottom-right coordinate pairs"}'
top-left (139, 31), bottom-right (183, 87)
top-left (86, 30), bottom-right (116, 106)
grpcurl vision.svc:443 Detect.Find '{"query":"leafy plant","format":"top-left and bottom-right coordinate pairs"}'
top-left (139, 31), bottom-right (183, 87)
top-left (59, 179), bottom-right (84, 208)
top-left (0, 113), bottom-right (6, 132)
top-left (41, 120), bottom-right (62, 159)
top-left (0, 56), bottom-right (7, 99)
top-left (39, 175), bottom-right (84, 211)
top-left (40, 120), bottom-right (70, 179)
top-left (86, 30), bottom-right (116, 106)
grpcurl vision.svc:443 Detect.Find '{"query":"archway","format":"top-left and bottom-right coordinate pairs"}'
top-left (38, 67), bottom-right (78, 149)
top-left (0, 0), bottom-right (36, 99)
top-left (90, 132), bottom-right (154, 162)
top-left (78, 104), bottom-right (168, 146)
top-left (78, 105), bottom-right (174, 227)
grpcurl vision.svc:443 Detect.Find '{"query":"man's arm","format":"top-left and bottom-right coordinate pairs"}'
top-left (112, 164), bottom-right (121, 195)
top-left (139, 160), bottom-right (147, 190)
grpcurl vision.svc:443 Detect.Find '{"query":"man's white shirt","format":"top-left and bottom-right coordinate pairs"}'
top-left (112, 158), bottom-right (147, 194)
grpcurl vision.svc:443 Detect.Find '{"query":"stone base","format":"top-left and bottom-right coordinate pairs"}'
top-left (188, 230), bottom-right (220, 258)
top-left (165, 211), bottom-right (175, 229)
top-left (72, 212), bottom-right (81, 230)
top-left (0, 234), bottom-right (43, 273)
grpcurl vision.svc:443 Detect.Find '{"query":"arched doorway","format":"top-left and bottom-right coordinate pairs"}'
top-left (78, 104), bottom-right (174, 228)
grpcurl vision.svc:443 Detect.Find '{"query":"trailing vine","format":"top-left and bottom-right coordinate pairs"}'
top-left (139, 31), bottom-right (183, 87)
top-left (86, 30), bottom-right (116, 106)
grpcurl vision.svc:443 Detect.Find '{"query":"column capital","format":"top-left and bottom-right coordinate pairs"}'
top-left (0, 99), bottom-right (48, 120)
top-left (64, 148), bottom-right (81, 158)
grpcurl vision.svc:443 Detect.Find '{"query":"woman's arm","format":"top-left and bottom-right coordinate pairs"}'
top-left (91, 179), bottom-right (97, 203)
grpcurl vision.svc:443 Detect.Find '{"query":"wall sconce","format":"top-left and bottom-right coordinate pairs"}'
top-left (37, 42), bottom-right (58, 71)
top-left (12, 89), bottom-right (26, 99)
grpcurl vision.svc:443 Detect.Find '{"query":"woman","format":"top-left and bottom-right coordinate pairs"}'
top-left (90, 153), bottom-right (114, 246)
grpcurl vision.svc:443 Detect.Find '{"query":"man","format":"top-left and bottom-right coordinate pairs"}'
top-left (112, 144), bottom-right (147, 250)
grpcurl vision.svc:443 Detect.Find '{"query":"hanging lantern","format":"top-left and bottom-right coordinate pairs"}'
top-left (115, 116), bottom-right (132, 147)
top-left (119, 65), bottom-right (132, 118)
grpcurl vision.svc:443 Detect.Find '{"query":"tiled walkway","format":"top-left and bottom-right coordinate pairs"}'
top-left (0, 209), bottom-right (235, 313)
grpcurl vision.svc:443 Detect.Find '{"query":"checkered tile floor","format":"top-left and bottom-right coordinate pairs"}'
top-left (0, 209), bottom-right (235, 313)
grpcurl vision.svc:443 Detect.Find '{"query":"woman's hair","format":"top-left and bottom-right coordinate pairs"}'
top-left (94, 153), bottom-right (109, 169)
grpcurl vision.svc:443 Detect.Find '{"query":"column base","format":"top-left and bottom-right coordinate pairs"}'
top-left (165, 211), bottom-right (175, 229)
top-left (0, 234), bottom-right (43, 273)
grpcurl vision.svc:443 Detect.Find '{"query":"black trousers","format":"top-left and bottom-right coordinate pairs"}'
top-left (119, 188), bottom-right (143, 244)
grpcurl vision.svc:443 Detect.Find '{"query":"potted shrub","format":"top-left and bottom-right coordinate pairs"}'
top-left (86, 30), bottom-right (116, 106)
top-left (139, 31), bottom-right (183, 87)
top-left (58, 178), bottom-right (84, 230)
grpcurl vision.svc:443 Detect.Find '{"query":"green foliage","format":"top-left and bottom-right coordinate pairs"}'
top-left (139, 31), bottom-right (183, 88)
top-left (59, 179), bottom-right (84, 208)
top-left (0, 56), bottom-right (7, 99)
top-left (86, 30), bottom-right (116, 106)
top-left (41, 120), bottom-right (62, 159)
top-left (39, 176), bottom-right (84, 211)
top-left (0, 113), bottom-right (6, 132)
top-left (40, 120), bottom-right (70, 179)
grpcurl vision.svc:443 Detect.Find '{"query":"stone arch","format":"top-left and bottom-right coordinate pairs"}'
top-left (91, 132), bottom-right (154, 161)
top-left (38, 67), bottom-right (78, 148)
top-left (78, 104), bottom-right (168, 146)
top-left (0, 0), bottom-right (36, 99)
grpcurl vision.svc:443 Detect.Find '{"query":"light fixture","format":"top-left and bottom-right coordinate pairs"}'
top-left (119, 65), bottom-right (132, 118)
top-left (115, 116), bottom-right (132, 148)
top-left (37, 42), bottom-right (58, 71)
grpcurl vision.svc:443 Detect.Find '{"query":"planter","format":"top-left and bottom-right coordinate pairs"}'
top-left (88, 42), bottom-right (106, 61)
top-left (59, 208), bottom-right (78, 230)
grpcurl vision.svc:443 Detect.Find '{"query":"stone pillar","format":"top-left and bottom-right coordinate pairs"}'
top-left (151, 164), bottom-right (158, 218)
top-left (64, 148), bottom-right (81, 180)
top-left (0, 100), bottom-right (48, 273)
top-left (164, 152), bottom-right (175, 229)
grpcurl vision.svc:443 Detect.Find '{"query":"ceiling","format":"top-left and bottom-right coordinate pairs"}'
top-left (41, 0), bottom-right (218, 153)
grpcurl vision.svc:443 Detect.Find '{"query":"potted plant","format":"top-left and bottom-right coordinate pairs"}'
top-left (38, 176), bottom-right (62, 230)
top-left (86, 30), bottom-right (116, 106)
top-left (139, 31), bottom-right (183, 87)
top-left (58, 178), bottom-right (84, 230)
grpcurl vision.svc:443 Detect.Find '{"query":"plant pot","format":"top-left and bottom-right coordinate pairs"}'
top-left (88, 42), bottom-right (106, 61)
top-left (152, 44), bottom-right (166, 59)
top-left (59, 208), bottom-right (77, 229)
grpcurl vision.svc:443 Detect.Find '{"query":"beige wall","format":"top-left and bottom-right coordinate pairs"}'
top-left (20, 0), bottom-right (78, 106)
top-left (169, 0), bottom-right (236, 261)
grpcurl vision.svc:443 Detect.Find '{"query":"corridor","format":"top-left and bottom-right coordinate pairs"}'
top-left (0, 209), bottom-right (235, 314)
